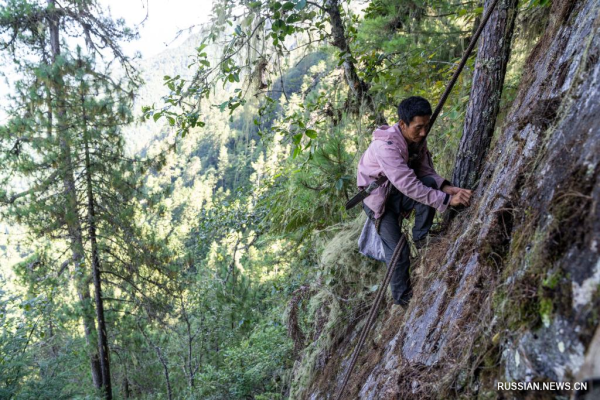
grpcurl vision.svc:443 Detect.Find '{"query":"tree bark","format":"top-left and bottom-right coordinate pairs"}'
top-left (47, 0), bottom-right (103, 389)
top-left (451, 0), bottom-right (518, 190)
top-left (82, 88), bottom-right (113, 399)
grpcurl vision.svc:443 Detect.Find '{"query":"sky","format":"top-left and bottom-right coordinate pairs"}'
top-left (101, 0), bottom-right (215, 59)
top-left (0, 0), bottom-right (214, 121)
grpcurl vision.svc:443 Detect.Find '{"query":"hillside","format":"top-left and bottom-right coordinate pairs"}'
top-left (292, 0), bottom-right (600, 398)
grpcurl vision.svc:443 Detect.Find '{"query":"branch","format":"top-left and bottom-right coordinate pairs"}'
top-left (324, 0), bottom-right (386, 124)
top-left (306, 1), bottom-right (327, 12)
top-left (2, 170), bottom-right (59, 205)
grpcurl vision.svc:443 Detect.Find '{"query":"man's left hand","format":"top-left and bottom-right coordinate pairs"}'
top-left (442, 185), bottom-right (462, 195)
top-left (442, 185), bottom-right (473, 203)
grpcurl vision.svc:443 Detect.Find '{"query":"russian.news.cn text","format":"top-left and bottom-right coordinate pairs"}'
top-left (497, 381), bottom-right (588, 391)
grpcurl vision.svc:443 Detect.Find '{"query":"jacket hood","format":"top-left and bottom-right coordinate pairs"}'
top-left (373, 123), bottom-right (429, 153)
top-left (372, 124), bottom-right (406, 147)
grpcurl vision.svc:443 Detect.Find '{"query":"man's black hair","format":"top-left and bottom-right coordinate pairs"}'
top-left (397, 96), bottom-right (432, 125)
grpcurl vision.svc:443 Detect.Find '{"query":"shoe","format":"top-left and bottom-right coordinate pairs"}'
top-left (393, 289), bottom-right (413, 309)
top-left (393, 299), bottom-right (410, 310)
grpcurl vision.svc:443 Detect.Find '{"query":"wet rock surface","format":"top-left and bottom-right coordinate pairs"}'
top-left (299, 0), bottom-right (600, 398)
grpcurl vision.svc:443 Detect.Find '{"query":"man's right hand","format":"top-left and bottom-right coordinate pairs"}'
top-left (449, 188), bottom-right (473, 207)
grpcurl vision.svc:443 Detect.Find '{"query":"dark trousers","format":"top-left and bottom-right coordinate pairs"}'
top-left (363, 176), bottom-right (438, 304)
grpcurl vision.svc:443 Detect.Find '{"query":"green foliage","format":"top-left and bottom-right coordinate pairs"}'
top-left (0, 0), bottom-right (532, 398)
top-left (0, 268), bottom-right (89, 399)
top-left (263, 123), bottom-right (356, 238)
top-left (193, 319), bottom-right (292, 399)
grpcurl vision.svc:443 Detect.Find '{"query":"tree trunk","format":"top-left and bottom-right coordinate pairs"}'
top-left (82, 90), bottom-right (113, 399)
top-left (451, 0), bottom-right (518, 190)
top-left (76, 283), bottom-right (103, 388)
top-left (122, 375), bottom-right (130, 399)
top-left (47, 0), bottom-right (103, 389)
top-left (138, 322), bottom-right (173, 400)
top-left (179, 297), bottom-right (197, 389)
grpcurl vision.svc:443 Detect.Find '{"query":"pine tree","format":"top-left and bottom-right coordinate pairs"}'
top-left (0, 1), bottom-right (141, 397)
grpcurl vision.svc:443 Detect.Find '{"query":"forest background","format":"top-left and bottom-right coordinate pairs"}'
top-left (0, 0), bottom-right (552, 399)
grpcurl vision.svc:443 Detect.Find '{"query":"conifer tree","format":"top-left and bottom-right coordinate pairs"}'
top-left (0, 1), bottom-right (141, 397)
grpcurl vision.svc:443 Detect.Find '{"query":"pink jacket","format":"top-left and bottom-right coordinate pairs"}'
top-left (357, 123), bottom-right (450, 219)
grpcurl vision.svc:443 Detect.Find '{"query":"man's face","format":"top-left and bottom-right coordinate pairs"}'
top-left (399, 115), bottom-right (431, 144)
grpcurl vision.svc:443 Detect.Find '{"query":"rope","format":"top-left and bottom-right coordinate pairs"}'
top-left (335, 234), bottom-right (406, 400)
top-left (335, 1), bottom-right (501, 398)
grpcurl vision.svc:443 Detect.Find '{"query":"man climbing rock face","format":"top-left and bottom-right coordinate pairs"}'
top-left (357, 96), bottom-right (472, 308)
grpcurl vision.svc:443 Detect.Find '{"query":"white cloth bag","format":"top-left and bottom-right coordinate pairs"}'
top-left (358, 217), bottom-right (386, 262)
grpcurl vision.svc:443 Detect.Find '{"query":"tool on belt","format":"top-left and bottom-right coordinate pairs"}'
top-left (344, 174), bottom-right (388, 210)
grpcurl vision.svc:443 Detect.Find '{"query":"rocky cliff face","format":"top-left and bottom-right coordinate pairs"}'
top-left (300, 0), bottom-right (600, 398)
